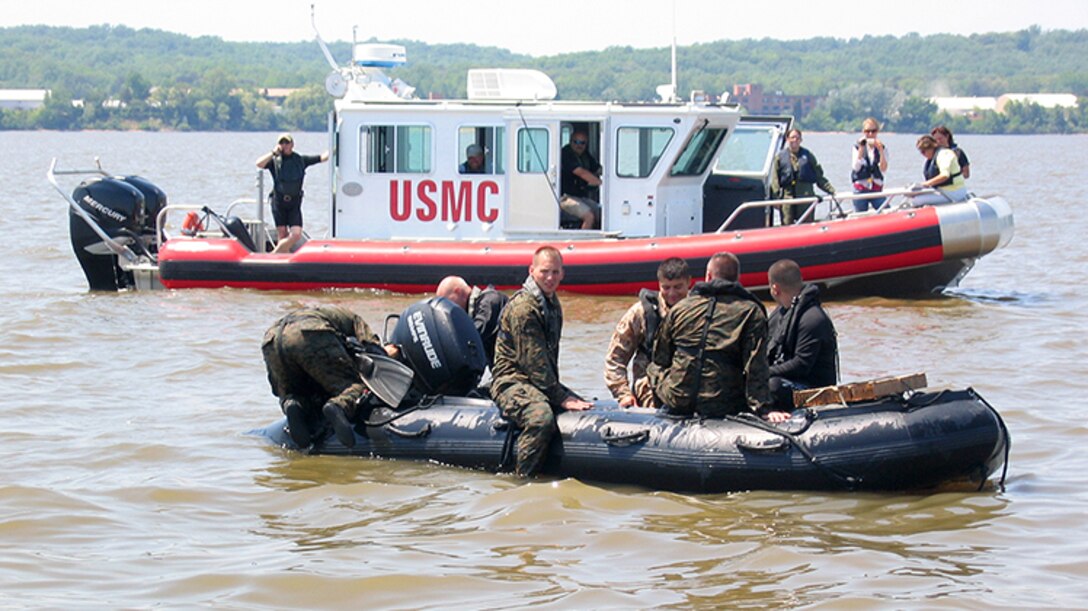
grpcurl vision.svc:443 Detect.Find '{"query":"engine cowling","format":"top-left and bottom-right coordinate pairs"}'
top-left (391, 297), bottom-right (487, 396)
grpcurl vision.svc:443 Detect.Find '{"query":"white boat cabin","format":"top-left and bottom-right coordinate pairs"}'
top-left (324, 43), bottom-right (743, 241)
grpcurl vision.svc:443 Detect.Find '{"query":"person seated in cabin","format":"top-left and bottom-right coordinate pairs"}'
top-left (255, 133), bottom-right (329, 254)
top-left (910, 135), bottom-right (968, 205)
top-left (459, 144), bottom-right (489, 175)
top-left (850, 117), bottom-right (889, 212)
top-left (770, 128), bottom-right (836, 224)
top-left (435, 275), bottom-right (509, 368)
top-left (559, 130), bottom-right (602, 229)
top-left (603, 257), bottom-right (692, 407)
top-left (644, 252), bottom-right (791, 423)
top-left (930, 125), bottom-right (970, 180)
top-left (262, 305), bottom-right (399, 449)
top-left (766, 259), bottom-right (839, 411)
top-left (491, 246), bottom-right (593, 477)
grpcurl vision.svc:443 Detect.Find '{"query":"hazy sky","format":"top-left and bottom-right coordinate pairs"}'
top-left (3, 0), bottom-right (1086, 57)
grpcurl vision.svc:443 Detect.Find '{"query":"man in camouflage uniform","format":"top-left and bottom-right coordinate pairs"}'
top-left (262, 305), bottom-right (390, 449)
top-left (646, 252), bottom-right (790, 422)
top-left (491, 246), bottom-right (593, 477)
top-left (603, 257), bottom-right (691, 407)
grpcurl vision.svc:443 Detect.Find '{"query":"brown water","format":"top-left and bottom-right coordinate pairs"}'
top-left (2, 131), bottom-right (1085, 608)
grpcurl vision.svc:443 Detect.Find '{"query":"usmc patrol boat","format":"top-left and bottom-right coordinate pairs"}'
top-left (53, 30), bottom-right (1014, 296)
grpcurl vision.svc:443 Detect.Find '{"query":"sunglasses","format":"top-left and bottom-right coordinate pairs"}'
top-left (572, 139), bottom-right (587, 145)
top-left (863, 129), bottom-right (878, 134)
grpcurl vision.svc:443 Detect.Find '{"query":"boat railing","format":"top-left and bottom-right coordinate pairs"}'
top-left (714, 187), bottom-right (939, 233)
top-left (155, 200), bottom-right (264, 249)
top-left (47, 157), bottom-right (143, 265)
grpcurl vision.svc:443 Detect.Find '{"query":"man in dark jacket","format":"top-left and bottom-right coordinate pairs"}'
top-left (490, 247), bottom-right (593, 477)
top-left (262, 305), bottom-right (395, 449)
top-left (646, 252), bottom-right (789, 423)
top-left (766, 259), bottom-right (839, 410)
top-left (436, 275), bottom-right (509, 367)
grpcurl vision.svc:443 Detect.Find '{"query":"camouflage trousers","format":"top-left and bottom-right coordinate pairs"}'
top-left (494, 383), bottom-right (558, 477)
top-left (261, 323), bottom-right (367, 420)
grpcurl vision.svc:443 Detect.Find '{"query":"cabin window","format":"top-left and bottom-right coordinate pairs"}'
top-left (715, 126), bottom-right (776, 175)
top-left (516, 128), bottom-right (549, 173)
top-left (457, 126), bottom-right (505, 175)
top-left (670, 127), bottom-right (727, 176)
top-left (363, 124), bottom-right (433, 173)
top-left (616, 127), bottom-right (674, 178)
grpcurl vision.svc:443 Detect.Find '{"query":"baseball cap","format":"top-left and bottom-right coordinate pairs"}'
top-left (278, 133), bottom-right (294, 144)
top-left (466, 144), bottom-right (483, 157)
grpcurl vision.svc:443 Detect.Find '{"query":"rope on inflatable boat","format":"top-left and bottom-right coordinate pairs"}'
top-left (727, 412), bottom-right (863, 490)
top-left (361, 394), bottom-right (441, 428)
top-left (970, 387), bottom-right (1011, 492)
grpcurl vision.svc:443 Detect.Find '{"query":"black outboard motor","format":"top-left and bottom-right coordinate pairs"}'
top-left (69, 176), bottom-right (146, 291)
top-left (391, 297), bottom-right (487, 396)
top-left (121, 175), bottom-right (167, 238)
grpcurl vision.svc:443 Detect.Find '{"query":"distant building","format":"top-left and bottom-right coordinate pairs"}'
top-left (931, 96), bottom-right (998, 118)
top-left (0, 89), bottom-right (49, 110)
top-left (259, 88), bottom-right (301, 104)
top-left (933, 93), bottom-right (1079, 117)
top-left (730, 84), bottom-right (821, 118)
top-left (996, 93), bottom-right (1078, 113)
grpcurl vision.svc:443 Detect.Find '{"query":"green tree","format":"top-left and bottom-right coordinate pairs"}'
top-left (282, 85), bottom-right (333, 131)
top-left (892, 97), bottom-right (938, 133)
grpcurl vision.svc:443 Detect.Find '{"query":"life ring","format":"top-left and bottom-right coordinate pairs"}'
top-left (181, 211), bottom-right (205, 236)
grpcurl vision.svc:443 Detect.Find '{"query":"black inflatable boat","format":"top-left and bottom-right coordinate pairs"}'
top-left (256, 297), bottom-right (1009, 494)
top-left (257, 387), bottom-right (1008, 493)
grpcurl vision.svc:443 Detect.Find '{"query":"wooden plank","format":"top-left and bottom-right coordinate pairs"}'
top-left (792, 372), bottom-right (928, 408)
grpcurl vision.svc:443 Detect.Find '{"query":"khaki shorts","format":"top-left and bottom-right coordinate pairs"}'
top-left (559, 195), bottom-right (599, 219)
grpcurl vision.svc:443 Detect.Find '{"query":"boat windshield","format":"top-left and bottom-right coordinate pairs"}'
top-left (670, 127), bottom-right (727, 176)
top-left (715, 126), bottom-right (777, 176)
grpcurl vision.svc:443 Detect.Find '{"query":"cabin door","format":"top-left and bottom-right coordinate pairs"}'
top-left (504, 118), bottom-right (561, 230)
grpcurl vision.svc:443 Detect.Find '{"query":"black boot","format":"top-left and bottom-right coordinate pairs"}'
top-left (323, 402), bottom-right (356, 448)
top-left (283, 398), bottom-right (312, 448)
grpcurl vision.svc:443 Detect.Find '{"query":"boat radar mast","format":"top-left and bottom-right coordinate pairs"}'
top-left (311, 5), bottom-right (415, 100)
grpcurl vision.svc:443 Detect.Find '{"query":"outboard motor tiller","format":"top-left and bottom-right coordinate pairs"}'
top-left (391, 297), bottom-right (487, 396)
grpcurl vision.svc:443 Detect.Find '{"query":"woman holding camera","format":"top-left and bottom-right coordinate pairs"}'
top-left (850, 117), bottom-right (888, 212)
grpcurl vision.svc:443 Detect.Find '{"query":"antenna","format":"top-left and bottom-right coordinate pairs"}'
top-left (655, 0), bottom-right (679, 102)
top-left (311, 4), bottom-right (340, 72)
top-left (670, 0), bottom-right (677, 99)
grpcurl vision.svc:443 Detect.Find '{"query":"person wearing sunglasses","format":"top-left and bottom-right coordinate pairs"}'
top-left (559, 131), bottom-right (602, 229)
top-left (851, 117), bottom-right (889, 212)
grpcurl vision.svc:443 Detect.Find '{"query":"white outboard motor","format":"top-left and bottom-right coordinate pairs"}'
top-left (391, 297), bottom-right (487, 396)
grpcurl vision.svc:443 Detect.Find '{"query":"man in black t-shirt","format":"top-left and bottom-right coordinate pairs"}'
top-left (559, 131), bottom-right (601, 229)
top-left (256, 133), bottom-right (328, 253)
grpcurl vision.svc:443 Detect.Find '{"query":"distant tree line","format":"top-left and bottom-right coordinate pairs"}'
top-left (0, 24), bottom-right (1086, 133)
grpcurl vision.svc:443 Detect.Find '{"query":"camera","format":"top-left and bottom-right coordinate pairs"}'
top-left (858, 137), bottom-right (868, 146)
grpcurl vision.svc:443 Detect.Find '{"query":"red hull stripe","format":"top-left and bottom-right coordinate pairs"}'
top-left (159, 210), bottom-right (945, 294)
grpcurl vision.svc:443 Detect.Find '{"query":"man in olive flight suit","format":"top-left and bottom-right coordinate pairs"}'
top-left (646, 252), bottom-right (790, 423)
top-left (490, 246), bottom-right (593, 477)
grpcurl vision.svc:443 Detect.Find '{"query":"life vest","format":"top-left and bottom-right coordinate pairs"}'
top-left (851, 143), bottom-right (884, 191)
top-left (776, 148), bottom-right (819, 190)
top-left (923, 147), bottom-right (962, 188)
top-left (272, 153), bottom-right (306, 198)
top-left (637, 288), bottom-right (662, 358)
